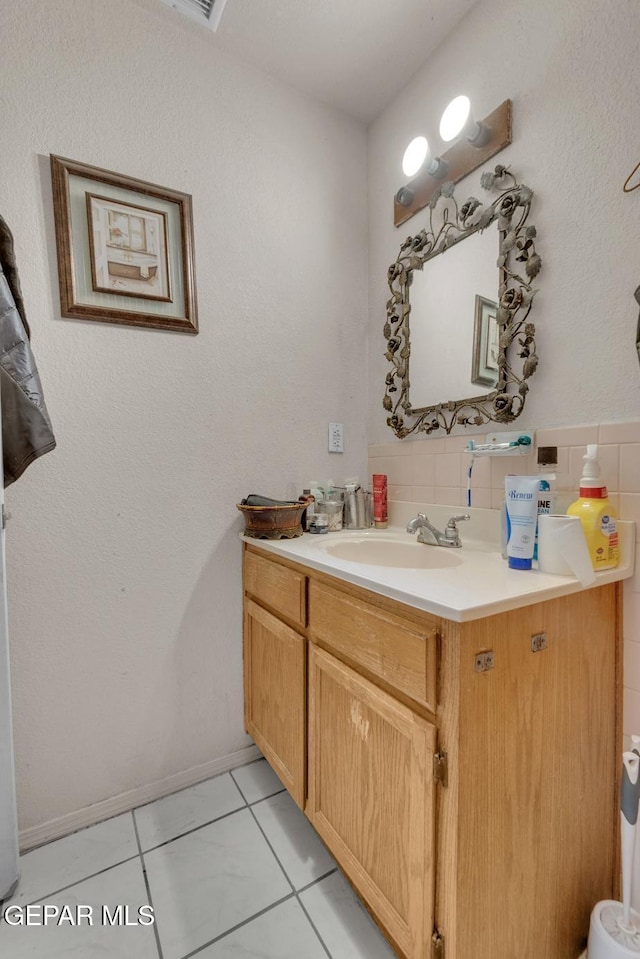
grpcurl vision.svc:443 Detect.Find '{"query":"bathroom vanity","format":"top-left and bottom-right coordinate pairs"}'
top-left (242, 521), bottom-right (633, 959)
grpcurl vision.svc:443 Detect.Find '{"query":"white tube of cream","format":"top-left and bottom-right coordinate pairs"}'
top-left (505, 475), bottom-right (540, 570)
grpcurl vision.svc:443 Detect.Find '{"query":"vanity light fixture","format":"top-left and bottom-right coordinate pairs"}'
top-left (402, 136), bottom-right (448, 179)
top-left (439, 95), bottom-right (491, 147)
top-left (393, 99), bottom-right (512, 227)
top-left (394, 186), bottom-right (414, 208)
top-left (396, 135), bottom-right (448, 206)
top-left (402, 136), bottom-right (427, 177)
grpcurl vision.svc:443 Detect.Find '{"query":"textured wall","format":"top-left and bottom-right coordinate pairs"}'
top-left (0, 0), bottom-right (368, 831)
top-left (368, 0), bottom-right (640, 443)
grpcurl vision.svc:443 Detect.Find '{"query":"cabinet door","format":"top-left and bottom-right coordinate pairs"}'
top-left (452, 586), bottom-right (618, 959)
top-left (244, 599), bottom-right (305, 808)
top-left (307, 644), bottom-right (436, 959)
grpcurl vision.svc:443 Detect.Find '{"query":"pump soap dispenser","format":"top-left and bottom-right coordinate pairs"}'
top-left (567, 444), bottom-right (619, 571)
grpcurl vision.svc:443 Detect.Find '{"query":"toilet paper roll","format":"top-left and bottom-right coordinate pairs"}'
top-left (537, 514), bottom-right (596, 587)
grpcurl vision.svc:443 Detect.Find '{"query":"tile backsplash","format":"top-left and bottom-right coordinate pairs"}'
top-left (369, 422), bottom-right (640, 513)
top-left (369, 420), bottom-right (640, 740)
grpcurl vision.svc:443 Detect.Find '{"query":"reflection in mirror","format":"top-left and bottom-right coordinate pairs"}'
top-left (409, 228), bottom-right (498, 409)
top-left (384, 166), bottom-right (541, 438)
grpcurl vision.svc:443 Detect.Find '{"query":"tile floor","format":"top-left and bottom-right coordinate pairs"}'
top-left (0, 758), bottom-right (396, 958)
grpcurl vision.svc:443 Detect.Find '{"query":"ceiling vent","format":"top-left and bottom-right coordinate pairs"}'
top-left (159, 0), bottom-right (229, 31)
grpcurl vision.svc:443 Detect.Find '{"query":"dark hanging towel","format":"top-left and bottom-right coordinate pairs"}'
top-left (0, 215), bottom-right (56, 486)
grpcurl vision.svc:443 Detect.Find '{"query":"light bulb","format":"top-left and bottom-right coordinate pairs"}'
top-left (401, 136), bottom-right (447, 179)
top-left (439, 96), bottom-right (472, 142)
top-left (402, 136), bottom-right (429, 177)
top-left (439, 95), bottom-right (489, 147)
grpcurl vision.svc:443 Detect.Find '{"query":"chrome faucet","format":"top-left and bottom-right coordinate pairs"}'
top-left (406, 512), bottom-right (470, 548)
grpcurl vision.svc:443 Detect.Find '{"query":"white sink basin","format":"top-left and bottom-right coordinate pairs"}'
top-left (321, 537), bottom-right (463, 569)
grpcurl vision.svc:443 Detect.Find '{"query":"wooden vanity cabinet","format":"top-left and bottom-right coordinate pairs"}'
top-left (308, 644), bottom-right (437, 959)
top-left (243, 549), bottom-right (306, 808)
top-left (438, 586), bottom-right (618, 959)
top-left (242, 543), bottom-right (621, 959)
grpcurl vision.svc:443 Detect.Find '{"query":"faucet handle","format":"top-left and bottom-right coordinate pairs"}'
top-left (444, 513), bottom-right (470, 547)
top-left (447, 514), bottom-right (471, 528)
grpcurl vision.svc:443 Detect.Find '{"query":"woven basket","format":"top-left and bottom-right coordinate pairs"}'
top-left (236, 502), bottom-right (307, 539)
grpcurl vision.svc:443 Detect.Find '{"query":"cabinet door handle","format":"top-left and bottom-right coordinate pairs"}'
top-left (433, 750), bottom-right (448, 787)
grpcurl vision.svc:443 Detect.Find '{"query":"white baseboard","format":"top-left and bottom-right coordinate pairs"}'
top-left (19, 744), bottom-right (262, 852)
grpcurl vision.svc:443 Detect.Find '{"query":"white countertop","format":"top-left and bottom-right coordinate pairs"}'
top-left (241, 504), bottom-right (635, 623)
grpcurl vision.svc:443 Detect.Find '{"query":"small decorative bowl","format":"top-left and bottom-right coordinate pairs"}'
top-left (236, 502), bottom-right (307, 539)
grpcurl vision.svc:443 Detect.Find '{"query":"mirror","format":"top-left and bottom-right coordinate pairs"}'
top-left (384, 165), bottom-right (541, 438)
top-left (409, 229), bottom-right (498, 407)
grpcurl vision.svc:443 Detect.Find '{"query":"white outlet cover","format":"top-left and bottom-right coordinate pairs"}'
top-left (328, 422), bottom-right (344, 453)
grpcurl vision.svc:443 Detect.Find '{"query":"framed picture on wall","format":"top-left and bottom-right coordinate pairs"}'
top-left (471, 294), bottom-right (499, 387)
top-left (50, 155), bottom-right (198, 334)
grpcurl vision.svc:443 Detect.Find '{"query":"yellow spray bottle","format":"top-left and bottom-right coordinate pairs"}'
top-left (567, 444), bottom-right (619, 571)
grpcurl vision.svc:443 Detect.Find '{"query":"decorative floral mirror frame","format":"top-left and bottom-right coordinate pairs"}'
top-left (384, 165), bottom-right (541, 437)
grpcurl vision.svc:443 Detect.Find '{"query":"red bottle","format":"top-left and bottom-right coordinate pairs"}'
top-left (372, 474), bottom-right (388, 528)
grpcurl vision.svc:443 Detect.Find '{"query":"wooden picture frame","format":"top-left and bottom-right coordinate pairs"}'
top-left (50, 155), bottom-right (198, 334)
top-left (471, 294), bottom-right (499, 388)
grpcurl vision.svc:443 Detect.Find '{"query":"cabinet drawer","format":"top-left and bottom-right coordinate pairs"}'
top-left (244, 549), bottom-right (306, 628)
top-left (308, 581), bottom-right (437, 710)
